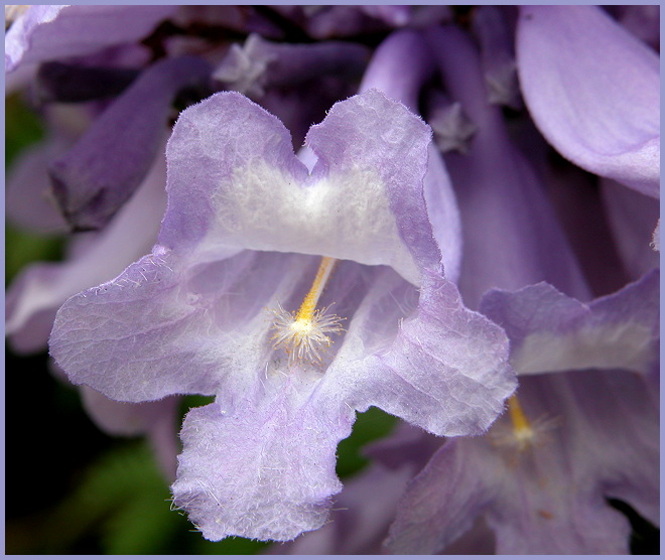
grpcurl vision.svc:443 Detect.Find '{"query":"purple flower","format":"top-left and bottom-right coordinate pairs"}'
top-left (386, 271), bottom-right (659, 554)
top-left (6, 5), bottom-right (658, 553)
top-left (50, 88), bottom-right (516, 541)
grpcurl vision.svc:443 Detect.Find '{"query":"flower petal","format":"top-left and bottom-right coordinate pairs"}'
top-left (161, 90), bottom-right (431, 285)
top-left (306, 88), bottom-right (440, 277)
top-left (388, 369), bottom-right (657, 554)
top-left (517, 6), bottom-right (660, 197)
top-left (5, 5), bottom-right (175, 73)
top-left (171, 389), bottom-right (353, 541)
top-left (480, 269), bottom-right (660, 376)
top-left (345, 268), bottom-right (516, 436)
top-left (49, 249), bottom-right (297, 402)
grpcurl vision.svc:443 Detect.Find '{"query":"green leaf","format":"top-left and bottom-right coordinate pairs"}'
top-left (35, 441), bottom-right (176, 554)
top-left (6, 93), bottom-right (44, 167)
top-left (5, 225), bottom-right (65, 285)
top-left (101, 494), bottom-right (180, 555)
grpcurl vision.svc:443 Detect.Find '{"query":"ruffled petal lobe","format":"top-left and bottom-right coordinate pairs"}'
top-left (172, 385), bottom-right (353, 541)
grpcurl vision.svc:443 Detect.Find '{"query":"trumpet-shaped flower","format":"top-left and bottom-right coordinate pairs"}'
top-left (50, 89), bottom-right (516, 541)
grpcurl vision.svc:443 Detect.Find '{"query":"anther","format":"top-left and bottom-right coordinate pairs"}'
top-left (270, 257), bottom-right (345, 366)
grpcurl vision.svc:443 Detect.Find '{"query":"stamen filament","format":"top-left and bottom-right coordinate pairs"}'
top-left (508, 394), bottom-right (532, 435)
top-left (295, 256), bottom-right (337, 322)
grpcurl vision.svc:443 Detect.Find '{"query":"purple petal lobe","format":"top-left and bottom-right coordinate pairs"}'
top-left (50, 249), bottom-right (311, 403)
top-left (171, 391), bottom-right (353, 541)
top-left (480, 270), bottom-right (660, 376)
top-left (349, 268), bottom-right (516, 436)
top-left (306, 88), bottom-right (440, 276)
top-left (50, 250), bottom-right (227, 402)
top-left (162, 90), bottom-right (431, 285)
top-left (517, 6), bottom-right (660, 197)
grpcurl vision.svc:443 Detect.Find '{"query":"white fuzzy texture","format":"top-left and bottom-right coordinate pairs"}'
top-left (207, 160), bottom-right (420, 285)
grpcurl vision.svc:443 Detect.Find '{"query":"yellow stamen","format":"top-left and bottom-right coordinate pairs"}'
top-left (295, 257), bottom-right (337, 322)
top-left (508, 394), bottom-right (532, 437)
top-left (490, 394), bottom-right (558, 452)
top-left (270, 256), bottom-right (345, 366)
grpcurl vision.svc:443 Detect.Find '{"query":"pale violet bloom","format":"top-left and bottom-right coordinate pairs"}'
top-left (50, 89), bottom-right (516, 541)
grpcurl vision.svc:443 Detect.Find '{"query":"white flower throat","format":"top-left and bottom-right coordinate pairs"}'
top-left (269, 256), bottom-right (345, 366)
